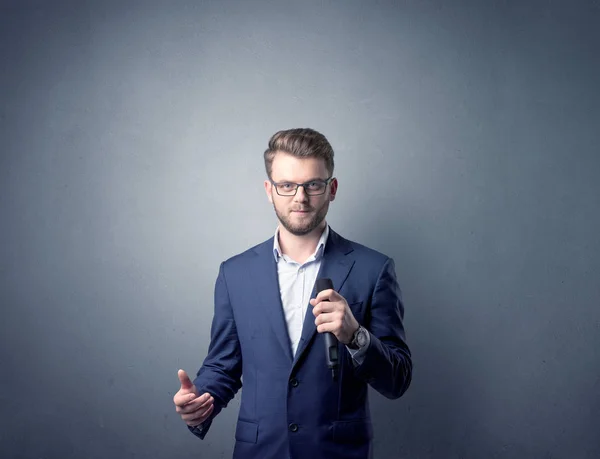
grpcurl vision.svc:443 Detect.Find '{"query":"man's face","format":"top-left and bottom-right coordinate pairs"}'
top-left (264, 152), bottom-right (337, 237)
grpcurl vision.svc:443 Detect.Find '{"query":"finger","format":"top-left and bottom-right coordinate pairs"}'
top-left (316, 321), bottom-right (337, 334)
top-left (312, 300), bottom-right (342, 316)
top-left (178, 394), bottom-right (214, 413)
top-left (186, 405), bottom-right (215, 427)
top-left (312, 289), bottom-right (335, 304)
top-left (178, 369), bottom-right (194, 390)
top-left (183, 402), bottom-right (215, 425)
top-left (314, 310), bottom-right (341, 325)
top-left (315, 312), bottom-right (343, 329)
top-left (314, 289), bottom-right (345, 306)
top-left (174, 389), bottom-right (207, 407)
top-left (174, 391), bottom-right (197, 407)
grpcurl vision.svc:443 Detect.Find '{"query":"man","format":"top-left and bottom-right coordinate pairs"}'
top-left (173, 128), bottom-right (412, 459)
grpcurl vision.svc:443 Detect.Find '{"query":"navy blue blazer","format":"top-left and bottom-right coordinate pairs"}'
top-left (190, 228), bottom-right (412, 459)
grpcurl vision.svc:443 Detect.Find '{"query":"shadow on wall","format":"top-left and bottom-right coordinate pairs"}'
top-left (355, 208), bottom-right (480, 459)
top-left (356, 212), bottom-right (586, 459)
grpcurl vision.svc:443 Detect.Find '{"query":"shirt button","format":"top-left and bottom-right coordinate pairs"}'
top-left (290, 378), bottom-right (299, 387)
top-left (289, 423), bottom-right (298, 432)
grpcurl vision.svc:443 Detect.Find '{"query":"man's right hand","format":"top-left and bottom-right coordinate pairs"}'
top-left (173, 369), bottom-right (215, 427)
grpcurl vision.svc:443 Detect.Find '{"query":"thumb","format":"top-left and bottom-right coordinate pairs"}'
top-left (178, 369), bottom-right (194, 391)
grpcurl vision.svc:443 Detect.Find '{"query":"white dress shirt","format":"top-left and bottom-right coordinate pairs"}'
top-left (273, 224), bottom-right (369, 362)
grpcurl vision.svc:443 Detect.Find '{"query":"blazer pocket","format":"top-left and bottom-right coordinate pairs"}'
top-left (235, 419), bottom-right (259, 444)
top-left (332, 419), bottom-right (373, 444)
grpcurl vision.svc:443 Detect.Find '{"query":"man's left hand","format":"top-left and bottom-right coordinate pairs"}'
top-left (310, 289), bottom-right (359, 345)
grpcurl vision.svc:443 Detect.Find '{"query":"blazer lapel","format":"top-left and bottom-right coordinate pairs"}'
top-left (292, 229), bottom-right (355, 367)
top-left (251, 239), bottom-right (294, 363)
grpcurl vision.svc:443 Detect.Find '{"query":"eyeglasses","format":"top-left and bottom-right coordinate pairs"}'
top-left (270, 177), bottom-right (333, 196)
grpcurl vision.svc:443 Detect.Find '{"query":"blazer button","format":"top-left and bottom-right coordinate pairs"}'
top-left (290, 378), bottom-right (299, 387)
top-left (289, 423), bottom-right (298, 432)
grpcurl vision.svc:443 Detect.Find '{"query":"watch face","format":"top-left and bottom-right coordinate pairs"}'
top-left (357, 328), bottom-right (367, 346)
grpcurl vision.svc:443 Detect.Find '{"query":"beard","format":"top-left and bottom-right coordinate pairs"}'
top-left (273, 200), bottom-right (329, 236)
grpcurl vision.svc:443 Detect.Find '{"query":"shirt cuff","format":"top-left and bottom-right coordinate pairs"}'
top-left (188, 422), bottom-right (207, 439)
top-left (346, 329), bottom-right (371, 365)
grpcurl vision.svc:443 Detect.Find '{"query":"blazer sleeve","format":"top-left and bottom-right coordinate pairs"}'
top-left (352, 257), bottom-right (412, 399)
top-left (188, 262), bottom-right (243, 439)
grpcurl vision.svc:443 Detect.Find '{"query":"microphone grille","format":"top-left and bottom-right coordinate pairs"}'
top-left (315, 278), bottom-right (334, 293)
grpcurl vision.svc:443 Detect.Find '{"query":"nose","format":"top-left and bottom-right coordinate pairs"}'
top-left (294, 185), bottom-right (309, 202)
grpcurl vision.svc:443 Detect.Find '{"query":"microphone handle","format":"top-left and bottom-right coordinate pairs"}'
top-left (315, 278), bottom-right (339, 379)
top-left (324, 331), bottom-right (339, 371)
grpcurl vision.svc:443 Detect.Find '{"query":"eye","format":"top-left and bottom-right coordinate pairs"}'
top-left (280, 182), bottom-right (294, 190)
top-left (307, 181), bottom-right (323, 190)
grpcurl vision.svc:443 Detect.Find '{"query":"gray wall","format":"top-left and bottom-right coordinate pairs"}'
top-left (1, 1), bottom-right (599, 458)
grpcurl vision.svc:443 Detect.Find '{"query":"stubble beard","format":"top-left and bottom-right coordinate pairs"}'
top-left (273, 200), bottom-right (329, 236)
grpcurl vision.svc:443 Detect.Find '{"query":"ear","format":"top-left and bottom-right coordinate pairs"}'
top-left (264, 179), bottom-right (274, 203)
top-left (328, 178), bottom-right (338, 202)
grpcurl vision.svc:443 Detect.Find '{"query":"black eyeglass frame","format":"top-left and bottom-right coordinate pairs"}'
top-left (269, 176), bottom-right (334, 196)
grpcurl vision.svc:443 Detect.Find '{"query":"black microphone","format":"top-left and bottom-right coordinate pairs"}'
top-left (315, 278), bottom-right (339, 380)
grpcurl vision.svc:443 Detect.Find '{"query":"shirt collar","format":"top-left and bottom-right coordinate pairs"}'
top-left (273, 224), bottom-right (329, 262)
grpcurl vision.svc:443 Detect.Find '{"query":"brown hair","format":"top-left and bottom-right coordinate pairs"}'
top-left (263, 128), bottom-right (334, 179)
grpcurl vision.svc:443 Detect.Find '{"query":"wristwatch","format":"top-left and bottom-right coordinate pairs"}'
top-left (348, 325), bottom-right (368, 350)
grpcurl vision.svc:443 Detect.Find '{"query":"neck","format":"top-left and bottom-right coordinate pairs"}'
top-left (278, 221), bottom-right (327, 264)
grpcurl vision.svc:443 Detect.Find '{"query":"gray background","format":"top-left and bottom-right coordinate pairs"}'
top-left (1, 1), bottom-right (599, 458)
